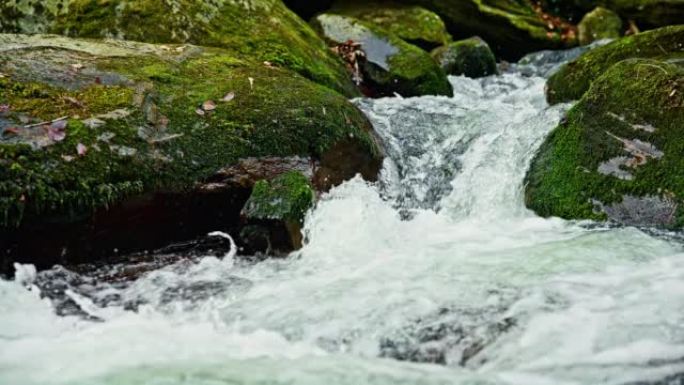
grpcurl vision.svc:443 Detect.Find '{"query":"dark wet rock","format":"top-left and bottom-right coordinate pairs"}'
top-left (546, 25), bottom-right (684, 104)
top-left (578, 6), bottom-right (623, 45)
top-left (329, 1), bottom-right (451, 51)
top-left (0, 0), bottom-right (358, 97)
top-left (282, 0), bottom-right (334, 20)
top-left (431, 37), bottom-right (498, 78)
top-left (525, 58), bottom-right (684, 228)
top-left (0, 34), bottom-right (382, 275)
top-left (397, 0), bottom-right (578, 61)
top-left (379, 305), bottom-right (516, 367)
top-left (311, 13), bottom-right (453, 98)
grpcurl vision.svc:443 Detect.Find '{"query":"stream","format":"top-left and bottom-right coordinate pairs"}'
top-left (1, 50), bottom-right (684, 385)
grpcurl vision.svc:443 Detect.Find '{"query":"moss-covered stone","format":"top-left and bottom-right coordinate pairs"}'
top-left (546, 25), bottom-right (684, 104)
top-left (0, 34), bottom-right (381, 230)
top-left (397, 0), bottom-right (578, 60)
top-left (329, 1), bottom-right (451, 51)
top-left (525, 58), bottom-right (684, 227)
top-left (242, 171), bottom-right (314, 224)
top-left (543, 0), bottom-right (684, 29)
top-left (431, 37), bottom-right (498, 78)
top-left (578, 7), bottom-right (622, 45)
top-left (0, 0), bottom-right (358, 97)
top-left (311, 13), bottom-right (453, 98)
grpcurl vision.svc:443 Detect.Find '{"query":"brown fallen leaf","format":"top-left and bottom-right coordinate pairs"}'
top-left (195, 108), bottom-right (206, 116)
top-left (2, 127), bottom-right (19, 136)
top-left (202, 100), bottom-right (217, 111)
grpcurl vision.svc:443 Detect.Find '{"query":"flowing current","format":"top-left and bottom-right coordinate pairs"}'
top-left (2, 54), bottom-right (684, 385)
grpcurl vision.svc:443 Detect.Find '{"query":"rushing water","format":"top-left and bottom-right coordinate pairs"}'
top-left (2, 54), bottom-right (684, 385)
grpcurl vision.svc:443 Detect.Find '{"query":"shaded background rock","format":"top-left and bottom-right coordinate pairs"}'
top-left (578, 6), bottom-right (623, 45)
top-left (431, 37), bottom-right (498, 78)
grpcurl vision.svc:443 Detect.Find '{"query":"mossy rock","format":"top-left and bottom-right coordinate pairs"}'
top-left (0, 34), bottom-right (381, 231)
top-left (0, 0), bottom-right (358, 97)
top-left (546, 25), bottom-right (684, 104)
top-left (311, 13), bottom-right (453, 98)
top-left (397, 0), bottom-right (578, 60)
top-left (578, 7), bottom-right (623, 45)
top-left (242, 171), bottom-right (314, 225)
top-left (525, 58), bottom-right (684, 228)
top-left (431, 37), bottom-right (498, 78)
top-left (329, 1), bottom-right (451, 51)
top-left (544, 0), bottom-right (684, 29)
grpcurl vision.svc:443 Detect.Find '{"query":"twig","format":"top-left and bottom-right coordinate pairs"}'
top-left (24, 115), bottom-right (68, 128)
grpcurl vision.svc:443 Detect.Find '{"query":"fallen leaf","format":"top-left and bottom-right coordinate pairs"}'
top-left (263, 61), bottom-right (274, 68)
top-left (222, 92), bottom-right (235, 102)
top-left (83, 117), bottom-right (106, 129)
top-left (2, 127), bottom-right (19, 136)
top-left (50, 119), bottom-right (68, 130)
top-left (71, 63), bottom-right (85, 71)
top-left (47, 120), bottom-right (67, 142)
top-left (62, 96), bottom-right (84, 108)
top-left (248, 77), bottom-right (254, 89)
top-left (202, 100), bottom-right (216, 111)
top-left (61, 155), bottom-right (74, 162)
top-left (195, 108), bottom-right (206, 116)
top-left (77, 143), bottom-right (88, 156)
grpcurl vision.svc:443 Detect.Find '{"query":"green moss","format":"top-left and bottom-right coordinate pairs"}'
top-left (311, 13), bottom-right (452, 97)
top-left (242, 171), bottom-right (314, 224)
top-left (399, 0), bottom-right (577, 60)
top-left (547, 25), bottom-right (684, 104)
top-left (578, 6), bottom-right (622, 45)
top-left (431, 37), bottom-right (498, 78)
top-left (0, 35), bottom-right (380, 228)
top-left (0, 0), bottom-right (359, 97)
top-left (329, 1), bottom-right (451, 50)
top-left (525, 58), bottom-right (684, 226)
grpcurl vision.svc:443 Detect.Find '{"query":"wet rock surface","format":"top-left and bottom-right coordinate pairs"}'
top-left (431, 37), bottom-right (498, 78)
top-left (312, 13), bottom-right (453, 97)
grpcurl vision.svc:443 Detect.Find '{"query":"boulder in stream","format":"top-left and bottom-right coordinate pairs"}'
top-left (577, 6), bottom-right (623, 45)
top-left (526, 58), bottom-right (684, 228)
top-left (546, 25), bottom-right (684, 104)
top-left (431, 37), bottom-right (498, 78)
top-left (311, 13), bottom-right (453, 97)
top-left (0, 34), bottom-right (383, 273)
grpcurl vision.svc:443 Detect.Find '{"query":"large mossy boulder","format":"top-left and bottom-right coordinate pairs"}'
top-left (398, 0), bottom-right (578, 60)
top-left (431, 37), bottom-right (498, 78)
top-left (311, 13), bottom-right (453, 98)
top-left (329, 1), bottom-right (451, 51)
top-left (0, 34), bottom-right (383, 272)
top-left (0, 0), bottom-right (358, 97)
top-left (578, 6), bottom-right (623, 45)
top-left (546, 25), bottom-right (684, 104)
top-left (525, 58), bottom-right (684, 227)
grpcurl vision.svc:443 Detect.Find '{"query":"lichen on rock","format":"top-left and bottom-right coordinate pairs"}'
top-left (577, 6), bottom-right (622, 45)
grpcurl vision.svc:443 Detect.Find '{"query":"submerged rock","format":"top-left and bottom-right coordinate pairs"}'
top-left (525, 58), bottom-right (684, 228)
top-left (398, 0), bottom-right (578, 60)
top-left (0, 0), bottom-right (358, 97)
top-left (329, 1), bottom-right (451, 51)
top-left (0, 34), bottom-right (382, 273)
top-left (578, 7), bottom-right (623, 45)
top-left (547, 25), bottom-right (684, 104)
top-left (311, 13), bottom-right (453, 97)
top-left (431, 37), bottom-right (498, 78)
